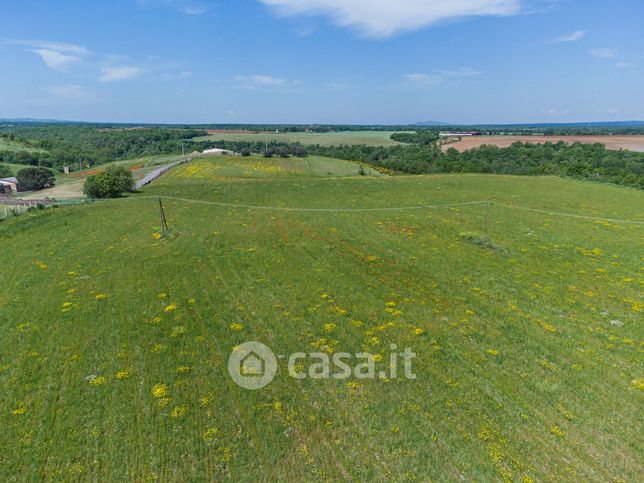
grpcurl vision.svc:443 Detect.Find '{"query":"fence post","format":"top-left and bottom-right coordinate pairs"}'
top-left (158, 196), bottom-right (169, 236)
top-left (484, 201), bottom-right (490, 244)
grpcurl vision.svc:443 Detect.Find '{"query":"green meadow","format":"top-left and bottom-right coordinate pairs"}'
top-left (0, 138), bottom-right (44, 153)
top-left (193, 130), bottom-right (408, 146)
top-left (0, 156), bottom-right (642, 480)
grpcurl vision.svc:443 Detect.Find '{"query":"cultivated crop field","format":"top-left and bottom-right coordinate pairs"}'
top-left (193, 130), bottom-right (409, 146)
top-left (443, 135), bottom-right (644, 153)
top-left (0, 156), bottom-right (642, 480)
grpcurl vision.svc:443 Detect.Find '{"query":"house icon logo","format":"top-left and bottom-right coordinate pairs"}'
top-left (228, 341), bottom-right (277, 390)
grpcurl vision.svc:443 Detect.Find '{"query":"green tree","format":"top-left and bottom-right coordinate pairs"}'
top-left (0, 164), bottom-right (12, 178)
top-left (16, 167), bottom-right (56, 190)
top-left (83, 166), bottom-right (135, 199)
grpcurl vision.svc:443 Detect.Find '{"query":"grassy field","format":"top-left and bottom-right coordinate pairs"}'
top-left (0, 139), bottom-right (44, 153)
top-left (13, 155), bottom-right (380, 200)
top-left (193, 130), bottom-right (409, 146)
top-left (0, 157), bottom-right (642, 480)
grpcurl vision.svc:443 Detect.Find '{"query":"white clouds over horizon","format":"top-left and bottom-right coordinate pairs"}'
top-left (1, 39), bottom-right (90, 71)
top-left (404, 67), bottom-right (482, 84)
top-left (552, 30), bottom-right (585, 43)
top-left (541, 108), bottom-right (573, 117)
top-left (231, 74), bottom-right (300, 89)
top-left (258, 0), bottom-right (522, 37)
top-left (137, 0), bottom-right (210, 16)
top-left (99, 65), bottom-right (145, 82)
top-left (589, 48), bottom-right (617, 59)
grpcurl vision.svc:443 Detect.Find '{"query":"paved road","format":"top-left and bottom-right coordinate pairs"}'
top-left (134, 155), bottom-right (197, 190)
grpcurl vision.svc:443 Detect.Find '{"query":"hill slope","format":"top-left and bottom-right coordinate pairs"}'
top-left (0, 159), bottom-right (642, 480)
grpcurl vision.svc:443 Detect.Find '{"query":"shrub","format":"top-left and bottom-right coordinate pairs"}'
top-left (0, 163), bottom-right (12, 178)
top-left (275, 147), bottom-right (289, 158)
top-left (16, 167), bottom-right (56, 190)
top-left (83, 166), bottom-right (135, 199)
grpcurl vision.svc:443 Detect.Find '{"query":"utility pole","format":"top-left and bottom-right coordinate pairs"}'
top-left (158, 196), bottom-right (169, 236)
top-left (182, 141), bottom-right (185, 158)
top-left (79, 158), bottom-right (82, 173)
top-left (484, 201), bottom-right (490, 245)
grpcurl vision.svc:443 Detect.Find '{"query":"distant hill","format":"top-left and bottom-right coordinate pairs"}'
top-left (414, 121), bottom-right (449, 126)
top-left (425, 121), bottom-right (644, 129)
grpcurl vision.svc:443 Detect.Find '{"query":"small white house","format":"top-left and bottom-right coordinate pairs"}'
top-left (0, 177), bottom-right (19, 193)
top-left (203, 148), bottom-right (234, 156)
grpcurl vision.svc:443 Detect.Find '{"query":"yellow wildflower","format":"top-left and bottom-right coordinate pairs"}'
top-left (151, 343), bottom-right (166, 353)
top-left (116, 369), bottom-right (131, 380)
top-left (89, 376), bottom-right (107, 386)
top-left (550, 426), bottom-right (565, 437)
top-left (152, 383), bottom-right (168, 398)
top-left (12, 403), bottom-right (27, 416)
top-left (171, 405), bottom-right (188, 418)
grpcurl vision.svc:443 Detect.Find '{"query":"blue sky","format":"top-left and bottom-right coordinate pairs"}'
top-left (0, 0), bottom-right (642, 124)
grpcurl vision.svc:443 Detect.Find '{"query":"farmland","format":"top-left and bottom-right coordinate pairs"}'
top-left (443, 135), bottom-right (644, 153)
top-left (11, 155), bottom-right (189, 200)
top-left (193, 130), bottom-right (409, 146)
top-left (1, 156), bottom-right (642, 480)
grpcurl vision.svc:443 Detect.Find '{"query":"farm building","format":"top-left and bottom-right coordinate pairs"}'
top-left (203, 148), bottom-right (235, 156)
top-left (0, 177), bottom-right (19, 193)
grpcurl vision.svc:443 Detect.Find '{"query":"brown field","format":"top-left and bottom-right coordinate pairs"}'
top-left (206, 129), bottom-right (271, 134)
top-left (442, 135), bottom-right (644, 152)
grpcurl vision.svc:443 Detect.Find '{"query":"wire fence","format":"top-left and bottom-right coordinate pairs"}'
top-left (2, 193), bottom-right (643, 226)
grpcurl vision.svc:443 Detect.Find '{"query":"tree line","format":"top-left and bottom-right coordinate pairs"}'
top-left (1, 126), bottom-right (642, 189)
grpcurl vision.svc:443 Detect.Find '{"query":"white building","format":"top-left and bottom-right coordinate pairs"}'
top-left (203, 148), bottom-right (235, 156)
top-left (0, 177), bottom-right (19, 193)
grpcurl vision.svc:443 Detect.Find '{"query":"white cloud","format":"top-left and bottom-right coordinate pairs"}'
top-left (99, 65), bottom-right (144, 82)
top-left (552, 30), bottom-right (585, 43)
top-left (326, 81), bottom-right (358, 91)
top-left (138, 0), bottom-right (209, 15)
top-left (180, 5), bottom-right (208, 15)
top-left (259, 0), bottom-right (522, 37)
top-left (163, 70), bottom-right (193, 80)
top-left (1, 39), bottom-right (90, 70)
top-left (616, 62), bottom-right (633, 69)
top-left (30, 49), bottom-right (82, 70)
top-left (404, 67), bottom-right (482, 84)
top-left (589, 48), bottom-right (617, 59)
top-left (231, 74), bottom-right (298, 89)
top-left (49, 84), bottom-right (92, 101)
top-left (541, 108), bottom-right (572, 117)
